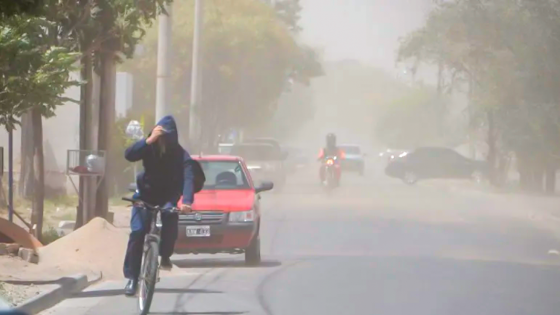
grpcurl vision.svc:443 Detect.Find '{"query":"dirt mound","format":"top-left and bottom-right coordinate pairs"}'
top-left (38, 217), bottom-right (128, 280)
top-left (37, 217), bottom-right (185, 281)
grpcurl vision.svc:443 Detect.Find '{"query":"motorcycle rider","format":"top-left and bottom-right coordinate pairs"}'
top-left (317, 133), bottom-right (345, 185)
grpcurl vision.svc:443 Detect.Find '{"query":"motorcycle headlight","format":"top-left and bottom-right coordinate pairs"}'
top-left (229, 210), bottom-right (255, 222)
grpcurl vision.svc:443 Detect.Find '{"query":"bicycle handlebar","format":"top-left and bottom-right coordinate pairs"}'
top-left (122, 197), bottom-right (179, 213)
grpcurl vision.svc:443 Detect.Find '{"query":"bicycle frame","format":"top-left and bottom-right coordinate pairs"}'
top-left (122, 196), bottom-right (178, 315)
top-left (146, 208), bottom-right (162, 243)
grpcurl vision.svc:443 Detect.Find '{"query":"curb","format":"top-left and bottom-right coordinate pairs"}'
top-left (16, 274), bottom-right (88, 315)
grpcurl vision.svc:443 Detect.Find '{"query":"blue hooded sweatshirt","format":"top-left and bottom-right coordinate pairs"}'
top-left (124, 115), bottom-right (195, 206)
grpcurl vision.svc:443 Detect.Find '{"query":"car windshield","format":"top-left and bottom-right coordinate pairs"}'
top-left (231, 144), bottom-right (280, 161)
top-left (340, 146), bottom-right (361, 154)
top-left (199, 161), bottom-right (251, 190)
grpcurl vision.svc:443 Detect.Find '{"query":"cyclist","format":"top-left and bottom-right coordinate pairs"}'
top-left (122, 115), bottom-right (195, 296)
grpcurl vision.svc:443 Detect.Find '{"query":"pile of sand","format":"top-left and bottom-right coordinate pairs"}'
top-left (37, 217), bottom-right (185, 281)
top-left (38, 217), bottom-right (129, 280)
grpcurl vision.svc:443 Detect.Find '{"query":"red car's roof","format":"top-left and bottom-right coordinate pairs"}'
top-left (193, 155), bottom-right (242, 162)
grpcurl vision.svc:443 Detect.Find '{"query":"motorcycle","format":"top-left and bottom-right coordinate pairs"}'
top-left (321, 156), bottom-right (338, 192)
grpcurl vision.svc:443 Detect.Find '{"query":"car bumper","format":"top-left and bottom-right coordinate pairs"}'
top-left (384, 163), bottom-right (404, 178)
top-left (174, 222), bottom-right (257, 254)
top-left (342, 160), bottom-right (364, 170)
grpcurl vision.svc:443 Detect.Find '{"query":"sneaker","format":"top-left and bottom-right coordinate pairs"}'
top-left (160, 257), bottom-right (173, 270)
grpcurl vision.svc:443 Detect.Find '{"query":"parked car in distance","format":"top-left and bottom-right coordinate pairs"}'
top-left (57, 220), bottom-right (75, 237)
top-left (218, 143), bottom-right (234, 155)
top-left (175, 155), bottom-right (273, 265)
top-left (230, 142), bottom-right (286, 190)
top-left (378, 148), bottom-right (408, 163)
top-left (245, 137), bottom-right (289, 160)
top-left (339, 144), bottom-right (366, 175)
top-left (283, 146), bottom-right (309, 174)
top-left (385, 146), bottom-right (488, 185)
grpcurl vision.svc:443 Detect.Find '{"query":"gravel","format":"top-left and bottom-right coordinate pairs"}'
top-left (0, 281), bottom-right (57, 307)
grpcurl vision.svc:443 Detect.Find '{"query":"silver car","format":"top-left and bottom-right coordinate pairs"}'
top-left (230, 143), bottom-right (286, 190)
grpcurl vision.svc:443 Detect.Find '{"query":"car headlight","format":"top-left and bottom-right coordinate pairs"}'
top-left (229, 210), bottom-right (255, 222)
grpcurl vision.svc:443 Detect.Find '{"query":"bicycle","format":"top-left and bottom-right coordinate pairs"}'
top-left (122, 196), bottom-right (179, 315)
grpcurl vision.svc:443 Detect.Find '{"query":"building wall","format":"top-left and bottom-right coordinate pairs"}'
top-left (0, 72), bottom-right (132, 196)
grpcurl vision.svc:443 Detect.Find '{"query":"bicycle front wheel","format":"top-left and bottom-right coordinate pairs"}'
top-left (138, 240), bottom-right (159, 315)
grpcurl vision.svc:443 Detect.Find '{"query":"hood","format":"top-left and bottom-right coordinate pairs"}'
top-left (246, 160), bottom-right (280, 172)
top-left (188, 190), bottom-right (255, 211)
top-left (154, 115), bottom-right (179, 145)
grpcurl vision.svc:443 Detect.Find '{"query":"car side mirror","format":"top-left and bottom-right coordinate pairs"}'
top-left (255, 181), bottom-right (274, 193)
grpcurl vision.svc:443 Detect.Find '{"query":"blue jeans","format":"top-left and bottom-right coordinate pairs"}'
top-left (123, 205), bottom-right (178, 280)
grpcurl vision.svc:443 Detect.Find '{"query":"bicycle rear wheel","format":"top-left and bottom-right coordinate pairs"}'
top-left (138, 240), bottom-right (159, 315)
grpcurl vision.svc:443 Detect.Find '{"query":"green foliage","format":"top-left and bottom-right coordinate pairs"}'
top-left (0, 15), bottom-right (80, 131)
top-left (273, 0), bottom-right (302, 34)
top-left (375, 86), bottom-right (442, 149)
top-left (398, 0), bottom-right (560, 164)
top-left (121, 0), bottom-right (320, 144)
top-left (0, 0), bottom-right (43, 18)
top-left (110, 110), bottom-right (154, 196)
top-left (41, 226), bottom-right (60, 245)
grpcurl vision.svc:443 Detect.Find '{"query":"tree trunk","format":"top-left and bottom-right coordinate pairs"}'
top-left (545, 163), bottom-right (556, 194)
top-left (0, 176), bottom-right (7, 208)
top-left (76, 52), bottom-right (95, 228)
top-left (30, 107), bottom-right (44, 240)
top-left (486, 110), bottom-right (498, 185)
top-left (531, 160), bottom-right (545, 192)
top-left (95, 51), bottom-right (116, 219)
top-left (518, 155), bottom-right (530, 191)
top-left (436, 60), bottom-right (444, 136)
top-left (19, 112), bottom-right (34, 198)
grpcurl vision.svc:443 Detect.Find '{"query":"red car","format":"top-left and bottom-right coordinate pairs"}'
top-left (175, 155), bottom-right (274, 265)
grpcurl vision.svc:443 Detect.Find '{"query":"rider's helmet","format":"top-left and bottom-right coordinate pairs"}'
top-left (326, 133), bottom-right (336, 148)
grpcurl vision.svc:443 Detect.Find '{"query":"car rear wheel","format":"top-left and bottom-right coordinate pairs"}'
top-left (403, 171), bottom-right (418, 185)
top-left (245, 235), bottom-right (261, 266)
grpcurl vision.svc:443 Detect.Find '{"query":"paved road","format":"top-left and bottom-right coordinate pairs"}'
top-left (42, 160), bottom-right (560, 315)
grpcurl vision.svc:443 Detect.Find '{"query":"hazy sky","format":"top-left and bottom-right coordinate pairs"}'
top-left (299, 0), bottom-right (432, 71)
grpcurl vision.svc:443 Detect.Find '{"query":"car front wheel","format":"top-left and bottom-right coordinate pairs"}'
top-left (245, 235), bottom-right (261, 266)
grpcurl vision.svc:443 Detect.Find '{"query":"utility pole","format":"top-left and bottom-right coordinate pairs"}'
top-left (155, 2), bottom-right (173, 123)
top-left (189, 0), bottom-right (204, 151)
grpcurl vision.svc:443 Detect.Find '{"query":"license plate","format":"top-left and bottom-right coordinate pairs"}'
top-left (186, 226), bottom-right (210, 237)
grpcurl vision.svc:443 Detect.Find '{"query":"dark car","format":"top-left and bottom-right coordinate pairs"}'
top-left (385, 147), bottom-right (488, 185)
top-left (339, 144), bottom-right (366, 175)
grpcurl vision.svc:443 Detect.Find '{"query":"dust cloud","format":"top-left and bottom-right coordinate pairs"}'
top-left (278, 0), bottom-right (434, 151)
